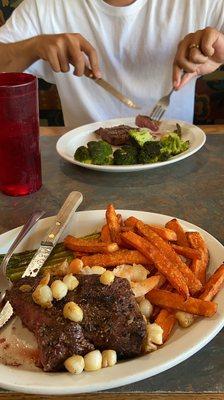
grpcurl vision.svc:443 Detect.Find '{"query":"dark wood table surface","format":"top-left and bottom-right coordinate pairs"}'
top-left (0, 125), bottom-right (223, 400)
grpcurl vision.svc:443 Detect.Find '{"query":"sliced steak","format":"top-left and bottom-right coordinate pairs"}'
top-left (135, 115), bottom-right (160, 132)
top-left (94, 125), bottom-right (135, 146)
top-left (6, 274), bottom-right (146, 372)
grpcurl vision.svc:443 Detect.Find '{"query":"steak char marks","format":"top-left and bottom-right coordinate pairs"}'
top-left (7, 275), bottom-right (146, 372)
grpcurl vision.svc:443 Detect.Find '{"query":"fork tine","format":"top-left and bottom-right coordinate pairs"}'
top-left (150, 106), bottom-right (159, 119)
top-left (149, 87), bottom-right (174, 121)
top-left (154, 108), bottom-right (166, 121)
top-left (150, 105), bottom-right (163, 120)
top-left (149, 107), bottom-right (158, 120)
top-left (158, 109), bottom-right (166, 120)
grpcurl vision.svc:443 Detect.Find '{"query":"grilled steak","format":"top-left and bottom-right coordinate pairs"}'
top-left (7, 275), bottom-right (146, 372)
top-left (135, 115), bottom-right (160, 132)
top-left (94, 125), bottom-right (135, 146)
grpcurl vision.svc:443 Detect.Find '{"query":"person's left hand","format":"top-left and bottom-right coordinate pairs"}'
top-left (173, 27), bottom-right (224, 90)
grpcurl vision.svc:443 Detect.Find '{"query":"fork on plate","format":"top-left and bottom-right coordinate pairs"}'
top-left (0, 210), bottom-right (45, 304)
top-left (149, 87), bottom-right (175, 122)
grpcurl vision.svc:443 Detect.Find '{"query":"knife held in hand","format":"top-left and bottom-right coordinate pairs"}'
top-left (84, 66), bottom-right (140, 110)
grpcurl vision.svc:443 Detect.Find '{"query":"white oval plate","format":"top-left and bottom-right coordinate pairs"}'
top-left (56, 118), bottom-right (206, 172)
top-left (0, 210), bottom-right (223, 395)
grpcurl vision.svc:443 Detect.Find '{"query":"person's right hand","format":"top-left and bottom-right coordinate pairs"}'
top-left (173, 27), bottom-right (224, 90)
top-left (34, 33), bottom-right (102, 77)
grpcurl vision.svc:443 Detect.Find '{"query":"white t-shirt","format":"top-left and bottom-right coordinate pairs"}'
top-left (0, 0), bottom-right (223, 127)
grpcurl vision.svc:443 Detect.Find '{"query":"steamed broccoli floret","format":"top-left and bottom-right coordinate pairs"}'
top-left (158, 152), bottom-right (170, 162)
top-left (74, 140), bottom-right (113, 165)
top-left (160, 132), bottom-right (189, 157)
top-left (74, 146), bottom-right (92, 164)
top-left (129, 128), bottom-right (153, 147)
top-left (113, 145), bottom-right (138, 165)
top-left (87, 140), bottom-right (113, 165)
top-left (138, 140), bottom-right (162, 164)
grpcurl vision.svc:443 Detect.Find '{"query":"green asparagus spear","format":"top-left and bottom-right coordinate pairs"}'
top-left (3, 232), bottom-right (100, 281)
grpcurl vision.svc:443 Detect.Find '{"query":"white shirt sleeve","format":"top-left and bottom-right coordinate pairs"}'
top-left (206, 0), bottom-right (224, 32)
top-left (0, 0), bottom-right (55, 84)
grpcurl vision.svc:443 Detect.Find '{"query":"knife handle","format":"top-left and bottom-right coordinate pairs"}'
top-left (42, 191), bottom-right (83, 246)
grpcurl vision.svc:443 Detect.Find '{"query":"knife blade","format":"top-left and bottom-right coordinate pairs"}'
top-left (84, 67), bottom-right (140, 110)
top-left (0, 301), bottom-right (13, 327)
top-left (22, 191), bottom-right (83, 278)
top-left (0, 191), bottom-right (83, 328)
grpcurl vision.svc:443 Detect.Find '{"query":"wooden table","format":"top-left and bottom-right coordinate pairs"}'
top-left (0, 125), bottom-right (224, 400)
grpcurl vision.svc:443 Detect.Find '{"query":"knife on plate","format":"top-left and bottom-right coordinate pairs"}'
top-left (84, 67), bottom-right (140, 110)
top-left (0, 191), bottom-right (83, 328)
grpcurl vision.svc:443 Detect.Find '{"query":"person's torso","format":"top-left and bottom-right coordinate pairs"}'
top-left (32, 0), bottom-right (223, 126)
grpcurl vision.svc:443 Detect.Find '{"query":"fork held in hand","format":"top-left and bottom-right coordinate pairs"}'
top-left (149, 88), bottom-right (175, 122)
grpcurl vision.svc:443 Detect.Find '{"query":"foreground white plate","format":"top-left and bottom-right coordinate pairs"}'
top-left (56, 117), bottom-right (206, 172)
top-left (0, 210), bottom-right (223, 395)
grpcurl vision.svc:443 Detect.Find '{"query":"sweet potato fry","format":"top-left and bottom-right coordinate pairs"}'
top-left (124, 216), bottom-right (138, 229)
top-left (148, 225), bottom-right (177, 241)
top-left (136, 221), bottom-right (202, 295)
top-left (74, 251), bottom-right (88, 258)
top-left (121, 225), bottom-right (136, 233)
top-left (125, 216), bottom-right (177, 241)
top-left (176, 263), bottom-right (224, 328)
top-left (100, 224), bottom-right (111, 242)
top-left (117, 214), bottom-right (123, 225)
top-left (200, 263), bottom-right (224, 301)
top-left (81, 249), bottom-right (151, 267)
top-left (64, 235), bottom-right (119, 253)
top-left (171, 244), bottom-right (201, 260)
top-left (155, 309), bottom-right (176, 342)
top-left (161, 281), bottom-right (173, 291)
top-left (147, 289), bottom-right (217, 317)
top-left (131, 275), bottom-right (160, 297)
top-left (153, 280), bottom-right (173, 323)
top-left (121, 231), bottom-right (189, 298)
top-left (156, 273), bottom-right (167, 288)
top-left (152, 306), bottom-right (161, 320)
top-left (106, 204), bottom-right (122, 244)
top-left (165, 218), bottom-right (189, 247)
top-left (65, 235), bottom-right (100, 247)
top-left (191, 258), bottom-right (206, 284)
top-left (187, 232), bottom-right (209, 285)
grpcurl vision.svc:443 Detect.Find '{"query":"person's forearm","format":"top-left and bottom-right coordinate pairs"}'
top-left (0, 37), bottom-right (39, 72)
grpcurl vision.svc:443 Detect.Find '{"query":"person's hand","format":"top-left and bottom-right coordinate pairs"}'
top-left (34, 33), bottom-right (101, 77)
top-left (173, 27), bottom-right (224, 90)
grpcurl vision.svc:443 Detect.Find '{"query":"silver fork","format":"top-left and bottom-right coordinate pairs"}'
top-left (149, 87), bottom-right (175, 122)
top-left (0, 210), bottom-right (45, 303)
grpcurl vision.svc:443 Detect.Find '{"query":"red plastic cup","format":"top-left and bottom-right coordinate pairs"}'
top-left (0, 73), bottom-right (42, 196)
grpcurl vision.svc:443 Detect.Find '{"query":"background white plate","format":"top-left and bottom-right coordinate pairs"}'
top-left (56, 118), bottom-right (206, 172)
top-left (0, 210), bottom-right (223, 395)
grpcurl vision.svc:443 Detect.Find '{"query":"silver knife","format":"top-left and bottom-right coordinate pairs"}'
top-left (0, 191), bottom-right (83, 328)
top-left (84, 67), bottom-right (140, 110)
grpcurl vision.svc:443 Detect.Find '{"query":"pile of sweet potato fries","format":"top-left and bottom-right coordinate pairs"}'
top-left (64, 204), bottom-right (224, 345)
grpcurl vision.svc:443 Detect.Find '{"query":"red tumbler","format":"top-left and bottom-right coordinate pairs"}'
top-left (0, 73), bottom-right (42, 196)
